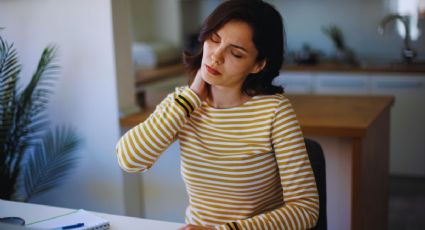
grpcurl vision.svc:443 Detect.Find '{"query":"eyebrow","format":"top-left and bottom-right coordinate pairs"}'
top-left (213, 32), bottom-right (249, 53)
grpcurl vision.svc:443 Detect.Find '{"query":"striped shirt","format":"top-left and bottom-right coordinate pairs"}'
top-left (116, 86), bottom-right (319, 229)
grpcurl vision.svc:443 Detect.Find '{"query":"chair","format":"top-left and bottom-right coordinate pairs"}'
top-left (304, 138), bottom-right (327, 230)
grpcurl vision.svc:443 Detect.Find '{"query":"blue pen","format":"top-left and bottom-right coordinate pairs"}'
top-left (58, 222), bottom-right (84, 229)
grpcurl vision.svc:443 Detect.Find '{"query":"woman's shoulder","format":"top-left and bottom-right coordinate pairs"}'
top-left (252, 94), bottom-right (294, 115)
top-left (254, 93), bottom-right (290, 105)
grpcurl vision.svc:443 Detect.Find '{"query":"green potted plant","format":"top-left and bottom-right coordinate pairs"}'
top-left (322, 25), bottom-right (358, 65)
top-left (0, 33), bottom-right (81, 202)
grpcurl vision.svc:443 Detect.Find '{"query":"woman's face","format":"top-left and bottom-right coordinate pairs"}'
top-left (201, 20), bottom-right (265, 90)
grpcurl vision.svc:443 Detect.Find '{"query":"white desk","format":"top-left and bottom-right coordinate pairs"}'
top-left (0, 199), bottom-right (183, 230)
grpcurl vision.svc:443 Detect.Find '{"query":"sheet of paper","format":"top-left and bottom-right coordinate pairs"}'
top-left (27, 209), bottom-right (109, 230)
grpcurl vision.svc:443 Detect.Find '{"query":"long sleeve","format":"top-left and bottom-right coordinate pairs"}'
top-left (218, 98), bottom-right (319, 230)
top-left (116, 86), bottom-right (201, 173)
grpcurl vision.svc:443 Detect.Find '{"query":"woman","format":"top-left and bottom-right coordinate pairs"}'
top-left (116, 0), bottom-right (319, 229)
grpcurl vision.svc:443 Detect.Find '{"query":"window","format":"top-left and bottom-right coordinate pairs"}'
top-left (388, 0), bottom-right (422, 40)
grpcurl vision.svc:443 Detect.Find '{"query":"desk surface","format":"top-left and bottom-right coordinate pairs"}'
top-left (287, 94), bottom-right (394, 137)
top-left (0, 199), bottom-right (183, 230)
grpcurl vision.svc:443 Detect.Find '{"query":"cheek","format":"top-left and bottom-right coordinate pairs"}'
top-left (202, 43), bottom-right (210, 62)
top-left (228, 59), bottom-right (255, 73)
top-left (234, 64), bottom-right (258, 80)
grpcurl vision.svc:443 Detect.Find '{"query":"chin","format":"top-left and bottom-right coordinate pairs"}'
top-left (203, 76), bottom-right (217, 86)
top-left (201, 68), bottom-right (219, 85)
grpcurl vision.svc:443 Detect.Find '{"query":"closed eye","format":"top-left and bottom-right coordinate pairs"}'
top-left (231, 52), bottom-right (243, 58)
top-left (210, 33), bottom-right (220, 43)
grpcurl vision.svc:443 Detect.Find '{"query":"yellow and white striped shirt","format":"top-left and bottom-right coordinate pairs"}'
top-left (116, 86), bottom-right (319, 230)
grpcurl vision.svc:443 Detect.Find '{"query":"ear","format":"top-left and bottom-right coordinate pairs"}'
top-left (250, 59), bottom-right (267, 74)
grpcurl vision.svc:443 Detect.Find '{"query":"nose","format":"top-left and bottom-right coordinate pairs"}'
top-left (211, 46), bottom-right (224, 65)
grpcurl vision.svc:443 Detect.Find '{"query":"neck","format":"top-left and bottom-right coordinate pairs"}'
top-left (207, 86), bottom-right (251, 109)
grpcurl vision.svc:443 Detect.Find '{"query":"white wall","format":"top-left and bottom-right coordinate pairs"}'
top-left (130, 0), bottom-right (182, 45)
top-left (0, 0), bottom-right (127, 215)
top-left (130, 0), bottom-right (155, 42)
top-left (174, 0), bottom-right (425, 62)
top-left (153, 0), bottom-right (182, 45)
top-left (111, 0), bottom-right (138, 117)
top-left (269, 0), bottom-right (425, 62)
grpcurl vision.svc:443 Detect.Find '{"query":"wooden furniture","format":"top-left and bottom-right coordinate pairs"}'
top-left (120, 95), bottom-right (394, 230)
top-left (286, 95), bottom-right (394, 230)
top-left (135, 63), bottom-right (185, 108)
top-left (135, 63), bottom-right (184, 86)
top-left (283, 62), bottom-right (425, 73)
top-left (274, 71), bottom-right (425, 177)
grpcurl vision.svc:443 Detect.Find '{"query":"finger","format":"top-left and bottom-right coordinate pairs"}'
top-left (190, 69), bottom-right (208, 101)
top-left (193, 69), bottom-right (205, 87)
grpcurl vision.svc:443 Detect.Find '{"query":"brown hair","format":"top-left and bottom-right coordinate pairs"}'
top-left (183, 0), bottom-right (285, 95)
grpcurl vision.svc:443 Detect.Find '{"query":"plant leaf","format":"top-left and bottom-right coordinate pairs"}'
top-left (14, 125), bottom-right (81, 201)
top-left (10, 45), bottom-right (59, 179)
top-left (0, 35), bottom-right (20, 190)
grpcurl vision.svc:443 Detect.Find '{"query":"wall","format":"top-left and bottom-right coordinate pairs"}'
top-left (111, 0), bottom-right (138, 117)
top-left (181, 0), bottom-right (222, 43)
top-left (0, 0), bottom-right (127, 215)
top-left (166, 0), bottom-right (425, 62)
top-left (269, 0), bottom-right (425, 62)
top-left (130, 0), bottom-right (155, 42)
top-left (111, 0), bottom-right (142, 217)
top-left (130, 0), bottom-right (182, 45)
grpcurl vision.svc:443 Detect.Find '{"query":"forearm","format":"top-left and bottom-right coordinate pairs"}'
top-left (215, 194), bottom-right (319, 230)
top-left (116, 87), bottom-right (201, 172)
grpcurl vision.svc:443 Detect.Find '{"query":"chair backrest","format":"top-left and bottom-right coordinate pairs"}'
top-left (304, 138), bottom-right (327, 230)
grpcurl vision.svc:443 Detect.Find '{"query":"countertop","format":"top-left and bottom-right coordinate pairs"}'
top-left (135, 62), bottom-right (425, 86)
top-left (283, 62), bottom-right (425, 74)
top-left (120, 94), bottom-right (394, 138)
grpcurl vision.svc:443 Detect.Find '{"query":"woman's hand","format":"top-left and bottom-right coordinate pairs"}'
top-left (178, 224), bottom-right (215, 230)
top-left (189, 68), bottom-right (209, 102)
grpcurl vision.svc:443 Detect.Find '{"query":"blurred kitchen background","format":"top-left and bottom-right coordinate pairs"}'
top-left (126, 1), bottom-right (425, 230)
top-left (1, 0), bottom-right (424, 230)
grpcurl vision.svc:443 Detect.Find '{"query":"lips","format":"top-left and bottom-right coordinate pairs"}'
top-left (205, 65), bottom-right (221, 75)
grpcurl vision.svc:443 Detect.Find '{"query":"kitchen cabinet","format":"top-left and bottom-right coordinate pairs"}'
top-left (276, 72), bottom-right (371, 95)
top-left (272, 72), bottom-right (313, 94)
top-left (273, 71), bottom-right (425, 176)
top-left (370, 74), bottom-right (425, 176)
top-left (315, 73), bottom-right (370, 95)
